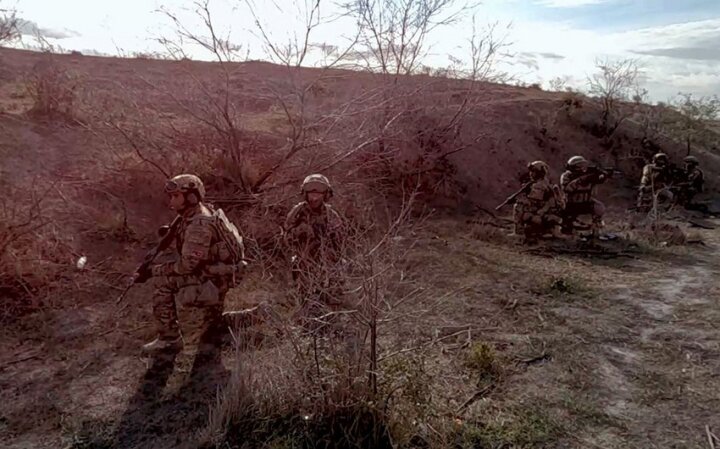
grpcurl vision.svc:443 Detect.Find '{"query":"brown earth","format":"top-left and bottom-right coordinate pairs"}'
top-left (1, 47), bottom-right (720, 448)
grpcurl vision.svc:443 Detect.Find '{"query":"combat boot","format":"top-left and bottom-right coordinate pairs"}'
top-left (141, 336), bottom-right (183, 354)
top-left (551, 225), bottom-right (569, 240)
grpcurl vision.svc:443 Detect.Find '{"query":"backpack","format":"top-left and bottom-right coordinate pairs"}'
top-left (212, 208), bottom-right (246, 265)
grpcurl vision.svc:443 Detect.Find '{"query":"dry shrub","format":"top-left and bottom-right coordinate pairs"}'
top-left (561, 91), bottom-right (583, 113)
top-left (0, 186), bottom-right (74, 322)
top-left (25, 58), bottom-right (80, 120)
top-left (203, 340), bottom-right (391, 448)
top-left (201, 193), bottom-right (457, 447)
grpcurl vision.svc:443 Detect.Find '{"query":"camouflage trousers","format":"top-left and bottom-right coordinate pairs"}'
top-left (152, 275), bottom-right (228, 338)
top-left (516, 207), bottom-right (562, 236)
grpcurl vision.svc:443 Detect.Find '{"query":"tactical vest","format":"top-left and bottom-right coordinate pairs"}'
top-left (567, 174), bottom-right (592, 204)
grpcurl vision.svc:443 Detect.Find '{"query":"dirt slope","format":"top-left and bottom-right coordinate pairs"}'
top-left (2, 47), bottom-right (717, 210)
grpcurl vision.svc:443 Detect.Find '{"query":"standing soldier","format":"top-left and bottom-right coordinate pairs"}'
top-left (510, 161), bottom-right (564, 243)
top-left (560, 156), bottom-right (606, 237)
top-left (676, 155), bottom-right (704, 207)
top-left (637, 152), bottom-right (673, 211)
top-left (134, 174), bottom-right (245, 353)
top-left (283, 174), bottom-right (345, 329)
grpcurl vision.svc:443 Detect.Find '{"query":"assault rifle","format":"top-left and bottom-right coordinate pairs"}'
top-left (115, 215), bottom-right (182, 305)
top-left (495, 182), bottom-right (532, 210)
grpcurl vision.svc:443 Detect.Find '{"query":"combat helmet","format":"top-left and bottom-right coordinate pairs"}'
top-left (165, 174), bottom-right (205, 204)
top-left (301, 173), bottom-right (333, 199)
top-left (527, 160), bottom-right (549, 178)
top-left (652, 153), bottom-right (668, 165)
top-left (566, 155), bottom-right (588, 170)
top-left (683, 155), bottom-right (699, 166)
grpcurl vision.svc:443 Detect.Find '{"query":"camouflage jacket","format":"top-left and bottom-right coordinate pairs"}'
top-left (640, 164), bottom-right (672, 189)
top-left (151, 203), bottom-right (222, 277)
top-left (283, 201), bottom-right (344, 261)
top-left (685, 167), bottom-right (704, 191)
top-left (520, 179), bottom-right (563, 215)
top-left (560, 170), bottom-right (600, 204)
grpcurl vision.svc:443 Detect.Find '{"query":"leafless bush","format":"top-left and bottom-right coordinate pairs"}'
top-left (0, 2), bottom-right (19, 44)
top-left (587, 58), bottom-right (640, 146)
top-left (668, 92), bottom-right (720, 155)
top-left (25, 57), bottom-right (80, 120)
top-left (0, 183), bottom-right (75, 322)
top-left (203, 190), bottom-right (468, 446)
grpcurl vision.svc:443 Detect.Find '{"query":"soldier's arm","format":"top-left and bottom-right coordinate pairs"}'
top-left (152, 219), bottom-right (213, 276)
top-left (640, 165), bottom-right (653, 186)
top-left (560, 172), bottom-right (579, 192)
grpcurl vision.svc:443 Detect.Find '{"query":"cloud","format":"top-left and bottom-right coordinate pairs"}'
top-left (629, 31), bottom-right (720, 61)
top-left (536, 52), bottom-right (566, 60)
top-left (17, 19), bottom-right (80, 39)
top-left (534, 0), bottom-right (612, 8)
top-left (515, 52), bottom-right (540, 71)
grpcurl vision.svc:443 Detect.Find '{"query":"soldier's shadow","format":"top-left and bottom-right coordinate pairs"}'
top-left (113, 318), bottom-right (229, 449)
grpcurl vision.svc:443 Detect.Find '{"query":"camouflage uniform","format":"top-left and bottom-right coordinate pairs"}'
top-left (284, 175), bottom-right (346, 331)
top-left (676, 156), bottom-right (704, 207)
top-left (515, 161), bottom-right (564, 241)
top-left (560, 156), bottom-right (606, 234)
top-left (140, 174), bottom-right (237, 352)
top-left (637, 153), bottom-right (673, 210)
top-left (284, 200), bottom-right (344, 297)
top-left (150, 202), bottom-right (228, 339)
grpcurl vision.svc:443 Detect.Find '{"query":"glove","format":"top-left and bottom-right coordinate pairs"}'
top-left (134, 266), bottom-right (152, 284)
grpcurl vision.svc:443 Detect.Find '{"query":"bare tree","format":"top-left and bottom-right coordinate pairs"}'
top-left (0, 1), bottom-right (19, 44)
top-left (670, 92), bottom-right (720, 155)
top-left (342, 0), bottom-right (472, 78)
top-left (587, 58), bottom-right (640, 145)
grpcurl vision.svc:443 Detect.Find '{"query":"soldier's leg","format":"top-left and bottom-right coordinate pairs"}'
top-left (512, 203), bottom-right (523, 235)
top-left (143, 276), bottom-right (188, 353)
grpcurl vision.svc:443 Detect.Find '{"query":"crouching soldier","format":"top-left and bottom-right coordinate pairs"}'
top-left (637, 153), bottom-right (673, 211)
top-left (134, 174), bottom-right (246, 353)
top-left (283, 174), bottom-right (346, 332)
top-left (513, 161), bottom-right (565, 243)
top-left (675, 155), bottom-right (704, 208)
top-left (560, 156), bottom-right (606, 237)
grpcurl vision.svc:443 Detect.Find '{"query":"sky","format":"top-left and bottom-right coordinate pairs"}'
top-left (6, 0), bottom-right (720, 102)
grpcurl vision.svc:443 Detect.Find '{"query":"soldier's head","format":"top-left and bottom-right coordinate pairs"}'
top-left (567, 155), bottom-right (589, 173)
top-left (164, 174), bottom-right (205, 212)
top-left (527, 161), bottom-right (549, 181)
top-left (301, 173), bottom-right (332, 210)
top-left (683, 155), bottom-right (699, 169)
top-left (652, 153), bottom-right (668, 167)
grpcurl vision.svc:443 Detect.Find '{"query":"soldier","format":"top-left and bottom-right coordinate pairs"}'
top-left (283, 174), bottom-right (345, 329)
top-left (134, 174), bottom-right (241, 353)
top-left (560, 156), bottom-right (606, 236)
top-left (514, 161), bottom-right (565, 243)
top-left (675, 155), bottom-right (704, 207)
top-left (637, 152), bottom-right (673, 211)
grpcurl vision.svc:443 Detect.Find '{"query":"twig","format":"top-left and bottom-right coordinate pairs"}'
top-left (1, 354), bottom-right (39, 371)
top-left (517, 352), bottom-right (552, 366)
top-left (456, 385), bottom-right (494, 415)
top-left (707, 425), bottom-right (716, 449)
